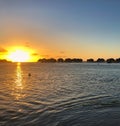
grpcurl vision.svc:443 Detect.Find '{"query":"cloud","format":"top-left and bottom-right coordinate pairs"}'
top-left (56, 55), bottom-right (67, 58)
top-left (0, 47), bottom-right (7, 52)
top-left (31, 53), bottom-right (39, 56)
top-left (60, 51), bottom-right (65, 54)
top-left (25, 42), bottom-right (31, 48)
top-left (41, 55), bottom-right (50, 58)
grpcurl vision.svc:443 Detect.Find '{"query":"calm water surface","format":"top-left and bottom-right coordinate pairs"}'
top-left (1, 63), bottom-right (120, 126)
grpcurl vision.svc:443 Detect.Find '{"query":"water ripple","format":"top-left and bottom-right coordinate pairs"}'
top-left (1, 63), bottom-right (120, 126)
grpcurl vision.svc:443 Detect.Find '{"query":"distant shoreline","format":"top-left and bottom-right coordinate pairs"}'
top-left (38, 58), bottom-right (120, 63)
top-left (1, 58), bottom-right (120, 63)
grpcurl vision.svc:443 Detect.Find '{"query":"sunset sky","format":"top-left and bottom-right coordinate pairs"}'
top-left (0, 0), bottom-right (120, 62)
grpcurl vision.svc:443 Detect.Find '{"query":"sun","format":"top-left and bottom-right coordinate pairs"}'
top-left (7, 50), bottom-right (30, 62)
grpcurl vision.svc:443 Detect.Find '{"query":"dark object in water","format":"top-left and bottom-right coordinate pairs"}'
top-left (28, 73), bottom-right (31, 76)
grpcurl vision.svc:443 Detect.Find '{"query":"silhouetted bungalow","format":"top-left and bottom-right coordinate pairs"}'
top-left (65, 58), bottom-right (72, 63)
top-left (116, 58), bottom-right (120, 63)
top-left (106, 58), bottom-right (115, 63)
top-left (72, 58), bottom-right (83, 63)
top-left (87, 58), bottom-right (94, 63)
top-left (47, 58), bottom-right (57, 63)
top-left (96, 58), bottom-right (105, 63)
top-left (38, 58), bottom-right (47, 63)
top-left (57, 58), bottom-right (64, 63)
top-left (38, 58), bottom-right (56, 63)
top-left (64, 58), bottom-right (83, 63)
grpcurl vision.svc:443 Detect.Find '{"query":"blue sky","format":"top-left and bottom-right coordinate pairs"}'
top-left (0, 0), bottom-right (120, 60)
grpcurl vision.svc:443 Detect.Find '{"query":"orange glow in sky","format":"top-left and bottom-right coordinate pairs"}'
top-left (1, 1), bottom-right (120, 61)
top-left (4, 46), bottom-right (40, 62)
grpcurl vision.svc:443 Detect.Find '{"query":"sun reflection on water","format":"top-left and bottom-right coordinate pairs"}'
top-left (12, 62), bottom-right (25, 100)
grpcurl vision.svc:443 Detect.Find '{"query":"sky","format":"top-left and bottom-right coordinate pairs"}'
top-left (0, 0), bottom-right (120, 61)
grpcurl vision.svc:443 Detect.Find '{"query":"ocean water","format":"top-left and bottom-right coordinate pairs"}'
top-left (1, 63), bottom-right (120, 126)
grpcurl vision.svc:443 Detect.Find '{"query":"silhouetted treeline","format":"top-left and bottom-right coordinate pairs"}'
top-left (38, 58), bottom-right (120, 63)
top-left (64, 58), bottom-right (83, 63)
top-left (38, 58), bottom-right (57, 63)
top-left (0, 59), bottom-right (11, 63)
top-left (38, 58), bottom-right (83, 63)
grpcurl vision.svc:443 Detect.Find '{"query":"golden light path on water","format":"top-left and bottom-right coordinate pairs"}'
top-left (12, 63), bottom-right (25, 100)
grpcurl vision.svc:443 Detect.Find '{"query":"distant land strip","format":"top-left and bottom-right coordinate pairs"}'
top-left (1, 58), bottom-right (120, 63)
top-left (38, 58), bottom-right (120, 63)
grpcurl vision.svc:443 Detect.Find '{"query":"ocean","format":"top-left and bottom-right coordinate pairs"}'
top-left (1, 63), bottom-right (120, 126)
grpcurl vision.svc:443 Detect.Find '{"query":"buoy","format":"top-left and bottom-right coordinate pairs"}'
top-left (28, 73), bottom-right (31, 76)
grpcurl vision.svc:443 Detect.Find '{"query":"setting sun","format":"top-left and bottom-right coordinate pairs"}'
top-left (7, 50), bottom-right (30, 62)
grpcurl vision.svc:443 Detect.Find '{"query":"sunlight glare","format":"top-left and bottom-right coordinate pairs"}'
top-left (8, 50), bottom-right (30, 62)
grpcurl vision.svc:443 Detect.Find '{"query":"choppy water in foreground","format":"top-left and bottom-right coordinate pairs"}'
top-left (1, 63), bottom-right (120, 126)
